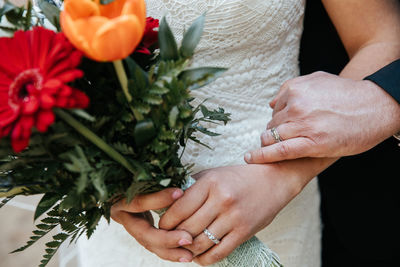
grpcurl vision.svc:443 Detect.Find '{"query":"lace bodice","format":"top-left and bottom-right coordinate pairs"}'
top-left (145, 0), bottom-right (305, 171)
top-left (70, 1), bottom-right (322, 267)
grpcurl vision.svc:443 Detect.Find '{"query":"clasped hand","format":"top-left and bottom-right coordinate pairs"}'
top-left (111, 164), bottom-right (304, 265)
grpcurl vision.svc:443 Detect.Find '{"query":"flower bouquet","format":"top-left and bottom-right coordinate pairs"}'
top-left (0, 1), bottom-right (282, 267)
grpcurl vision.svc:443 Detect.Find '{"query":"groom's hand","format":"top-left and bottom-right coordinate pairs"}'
top-left (111, 188), bottom-right (194, 263)
top-left (245, 71), bottom-right (400, 164)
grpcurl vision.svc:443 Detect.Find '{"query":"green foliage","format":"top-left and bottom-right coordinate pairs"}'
top-left (0, 0), bottom-right (56, 32)
top-left (158, 17), bottom-right (179, 60)
top-left (0, 14), bottom-right (230, 267)
top-left (180, 13), bottom-right (205, 57)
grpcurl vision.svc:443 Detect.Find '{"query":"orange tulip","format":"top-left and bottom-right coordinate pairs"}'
top-left (60, 0), bottom-right (146, 62)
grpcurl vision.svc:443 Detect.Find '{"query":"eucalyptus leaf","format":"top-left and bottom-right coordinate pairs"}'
top-left (158, 16), bottom-right (179, 60)
top-left (180, 67), bottom-right (227, 90)
top-left (180, 13), bottom-right (205, 58)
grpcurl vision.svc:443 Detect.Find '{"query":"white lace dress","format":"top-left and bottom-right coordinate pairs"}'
top-left (63, 1), bottom-right (321, 266)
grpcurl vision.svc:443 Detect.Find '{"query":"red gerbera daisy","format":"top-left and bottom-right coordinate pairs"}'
top-left (0, 27), bottom-right (89, 153)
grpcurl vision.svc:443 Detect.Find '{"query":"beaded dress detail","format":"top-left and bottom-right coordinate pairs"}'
top-left (70, 1), bottom-right (321, 266)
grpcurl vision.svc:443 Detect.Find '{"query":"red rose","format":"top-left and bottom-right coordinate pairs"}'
top-left (134, 17), bottom-right (159, 55)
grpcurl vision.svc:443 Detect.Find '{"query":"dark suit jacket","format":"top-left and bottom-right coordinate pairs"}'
top-left (299, 2), bottom-right (400, 266)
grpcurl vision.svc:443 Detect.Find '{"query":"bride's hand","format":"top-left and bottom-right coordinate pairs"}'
top-left (158, 163), bottom-right (308, 266)
top-left (111, 188), bottom-right (194, 263)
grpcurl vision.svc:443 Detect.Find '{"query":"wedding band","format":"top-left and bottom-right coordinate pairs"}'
top-left (203, 228), bottom-right (220, 245)
top-left (270, 127), bottom-right (283, 142)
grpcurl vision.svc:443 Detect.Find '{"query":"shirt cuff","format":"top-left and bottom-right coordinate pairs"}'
top-left (364, 59), bottom-right (400, 104)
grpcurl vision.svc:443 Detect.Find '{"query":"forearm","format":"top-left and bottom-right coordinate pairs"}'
top-left (261, 157), bottom-right (338, 197)
top-left (340, 41), bottom-right (400, 79)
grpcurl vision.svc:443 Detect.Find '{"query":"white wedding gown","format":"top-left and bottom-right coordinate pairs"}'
top-left (61, 0), bottom-right (321, 266)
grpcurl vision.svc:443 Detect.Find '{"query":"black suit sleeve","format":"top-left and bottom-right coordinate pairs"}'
top-left (364, 59), bottom-right (400, 104)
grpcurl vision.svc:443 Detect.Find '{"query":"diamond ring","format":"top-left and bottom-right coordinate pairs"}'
top-left (203, 228), bottom-right (220, 245)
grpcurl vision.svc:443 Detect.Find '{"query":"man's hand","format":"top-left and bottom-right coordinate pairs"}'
top-left (245, 71), bottom-right (400, 164)
top-left (111, 188), bottom-right (194, 263)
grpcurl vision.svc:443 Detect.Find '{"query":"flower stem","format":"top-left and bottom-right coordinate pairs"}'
top-left (112, 60), bottom-right (144, 121)
top-left (54, 108), bottom-right (136, 175)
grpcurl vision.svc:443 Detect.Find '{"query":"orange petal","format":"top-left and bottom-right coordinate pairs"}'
top-left (73, 16), bottom-right (110, 58)
top-left (97, 0), bottom-right (126, 19)
top-left (63, 0), bottom-right (100, 20)
top-left (91, 15), bottom-right (144, 61)
top-left (60, 13), bottom-right (91, 56)
top-left (122, 0), bottom-right (146, 30)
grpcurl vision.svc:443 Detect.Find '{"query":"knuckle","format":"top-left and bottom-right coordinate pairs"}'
top-left (281, 79), bottom-right (293, 89)
top-left (277, 143), bottom-right (290, 158)
top-left (312, 71), bottom-right (326, 77)
top-left (260, 149), bottom-right (268, 162)
top-left (206, 250), bottom-right (225, 265)
top-left (190, 239), bottom-right (207, 255)
top-left (220, 191), bottom-right (235, 207)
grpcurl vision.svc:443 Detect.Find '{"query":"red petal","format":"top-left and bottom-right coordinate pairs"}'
top-left (19, 116), bottom-right (34, 139)
top-left (56, 97), bottom-right (68, 107)
top-left (70, 89), bottom-right (90, 108)
top-left (0, 108), bottom-right (19, 127)
top-left (36, 110), bottom-right (55, 132)
top-left (43, 79), bottom-right (62, 93)
top-left (40, 94), bottom-right (55, 109)
top-left (22, 96), bottom-right (39, 115)
top-left (0, 124), bottom-right (12, 138)
top-left (58, 85), bottom-right (72, 97)
top-left (11, 137), bottom-right (29, 153)
top-left (56, 70), bottom-right (84, 83)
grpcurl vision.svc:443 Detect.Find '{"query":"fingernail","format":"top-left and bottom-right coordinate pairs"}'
top-left (172, 190), bottom-right (183, 200)
top-left (244, 152), bottom-right (251, 162)
top-left (178, 239), bottom-right (192, 246)
top-left (179, 258), bottom-right (191, 262)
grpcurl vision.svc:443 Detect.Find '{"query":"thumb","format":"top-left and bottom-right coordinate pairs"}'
top-left (113, 188), bottom-right (184, 213)
top-left (244, 138), bottom-right (312, 163)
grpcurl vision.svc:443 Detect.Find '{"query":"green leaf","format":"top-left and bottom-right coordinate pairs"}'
top-left (134, 120), bottom-right (156, 145)
top-left (180, 67), bottom-right (227, 90)
top-left (41, 217), bottom-right (60, 224)
top-left (52, 233), bottom-right (69, 241)
top-left (100, 0), bottom-right (116, 4)
top-left (36, 224), bottom-right (54, 230)
top-left (34, 193), bottom-right (61, 221)
top-left (45, 241), bottom-right (61, 248)
top-left (125, 57), bottom-right (149, 87)
top-left (195, 125), bottom-right (220, 136)
top-left (0, 2), bottom-right (17, 19)
top-left (0, 196), bottom-right (14, 209)
top-left (143, 95), bottom-right (163, 105)
top-left (90, 169), bottom-right (108, 201)
top-left (158, 16), bottom-right (179, 60)
top-left (69, 109), bottom-right (95, 122)
top-left (38, 0), bottom-right (61, 30)
top-left (180, 13), bottom-right (205, 58)
top-left (168, 106), bottom-right (179, 128)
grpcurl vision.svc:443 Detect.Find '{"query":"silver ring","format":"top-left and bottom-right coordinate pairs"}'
top-left (203, 228), bottom-right (220, 245)
top-left (270, 127), bottom-right (283, 142)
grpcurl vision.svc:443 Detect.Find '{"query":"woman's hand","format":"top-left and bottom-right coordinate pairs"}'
top-left (110, 188), bottom-right (194, 263)
top-left (158, 163), bottom-right (313, 266)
